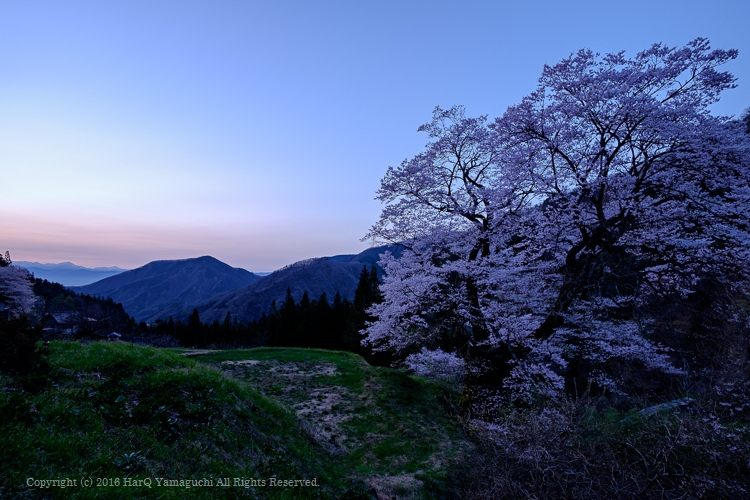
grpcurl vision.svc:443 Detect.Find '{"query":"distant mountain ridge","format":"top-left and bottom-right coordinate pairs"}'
top-left (153, 245), bottom-right (401, 325)
top-left (16, 261), bottom-right (127, 287)
top-left (72, 256), bottom-right (262, 322)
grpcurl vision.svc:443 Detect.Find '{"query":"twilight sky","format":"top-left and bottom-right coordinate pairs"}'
top-left (1, 1), bottom-right (748, 272)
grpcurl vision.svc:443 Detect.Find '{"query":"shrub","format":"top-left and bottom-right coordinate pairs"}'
top-left (456, 394), bottom-right (750, 499)
top-left (0, 315), bottom-right (49, 383)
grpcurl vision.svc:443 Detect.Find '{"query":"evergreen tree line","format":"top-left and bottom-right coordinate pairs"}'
top-left (149, 265), bottom-right (391, 362)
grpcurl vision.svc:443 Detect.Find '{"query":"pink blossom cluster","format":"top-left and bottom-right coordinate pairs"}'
top-left (0, 265), bottom-right (38, 317)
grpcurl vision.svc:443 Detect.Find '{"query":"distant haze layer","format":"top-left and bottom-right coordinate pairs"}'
top-left (16, 261), bottom-right (127, 287)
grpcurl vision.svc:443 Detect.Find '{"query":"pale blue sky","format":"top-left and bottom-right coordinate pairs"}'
top-left (1, 0), bottom-right (748, 271)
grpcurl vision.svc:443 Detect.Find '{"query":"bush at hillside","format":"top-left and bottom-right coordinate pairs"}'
top-left (0, 315), bottom-right (49, 389)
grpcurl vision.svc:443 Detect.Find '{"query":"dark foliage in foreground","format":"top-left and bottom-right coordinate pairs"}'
top-left (0, 315), bottom-right (50, 391)
top-left (452, 393), bottom-right (750, 499)
top-left (0, 315), bottom-right (46, 377)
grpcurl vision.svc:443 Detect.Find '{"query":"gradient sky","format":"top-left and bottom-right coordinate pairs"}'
top-left (1, 1), bottom-right (748, 271)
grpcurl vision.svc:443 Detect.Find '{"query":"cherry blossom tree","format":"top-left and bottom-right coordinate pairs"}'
top-left (364, 39), bottom-right (750, 402)
top-left (0, 265), bottom-right (38, 318)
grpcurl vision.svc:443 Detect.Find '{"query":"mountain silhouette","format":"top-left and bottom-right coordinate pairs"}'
top-left (72, 256), bottom-right (261, 322)
top-left (148, 245), bottom-right (400, 324)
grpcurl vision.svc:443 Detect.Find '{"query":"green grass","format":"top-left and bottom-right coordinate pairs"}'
top-left (195, 347), bottom-right (469, 497)
top-left (1, 343), bottom-right (469, 499)
top-left (0, 342), bottom-right (372, 498)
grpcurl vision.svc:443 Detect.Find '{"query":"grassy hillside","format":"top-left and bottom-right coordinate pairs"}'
top-left (194, 348), bottom-right (469, 495)
top-left (0, 342), bottom-right (469, 499)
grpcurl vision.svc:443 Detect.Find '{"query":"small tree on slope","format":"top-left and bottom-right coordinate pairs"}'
top-left (364, 39), bottom-right (750, 404)
top-left (0, 265), bottom-right (37, 318)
